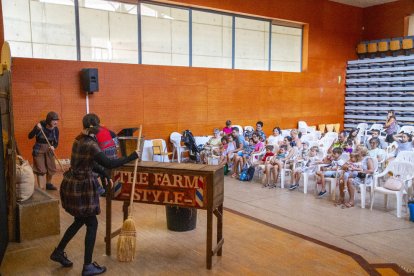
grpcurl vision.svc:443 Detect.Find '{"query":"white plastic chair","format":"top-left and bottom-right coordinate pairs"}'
top-left (323, 132), bottom-right (338, 140)
top-left (353, 158), bottom-right (379, 208)
top-left (385, 141), bottom-right (398, 159)
top-left (395, 150), bottom-right (414, 163)
top-left (169, 132), bottom-right (188, 163)
top-left (317, 135), bottom-right (336, 156)
top-left (280, 148), bottom-right (300, 189)
top-left (281, 129), bottom-right (291, 138)
top-left (399, 125), bottom-right (414, 135)
top-left (371, 161), bottom-right (414, 218)
top-left (301, 133), bottom-right (318, 143)
top-left (356, 123), bottom-right (369, 134)
top-left (301, 150), bottom-right (325, 194)
top-left (356, 123), bottom-right (369, 141)
top-left (298, 121), bottom-right (316, 134)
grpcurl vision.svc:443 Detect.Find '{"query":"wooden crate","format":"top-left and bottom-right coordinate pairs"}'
top-left (17, 188), bottom-right (60, 241)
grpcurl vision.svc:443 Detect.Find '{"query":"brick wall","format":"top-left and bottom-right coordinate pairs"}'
top-left (9, 0), bottom-right (363, 159)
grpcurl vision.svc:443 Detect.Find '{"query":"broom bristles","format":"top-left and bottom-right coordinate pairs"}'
top-left (117, 216), bottom-right (136, 262)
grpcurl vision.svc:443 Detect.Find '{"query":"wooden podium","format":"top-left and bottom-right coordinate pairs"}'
top-left (105, 161), bottom-right (224, 269)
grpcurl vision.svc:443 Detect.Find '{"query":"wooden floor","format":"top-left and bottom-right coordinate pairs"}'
top-left (1, 172), bottom-right (413, 275)
top-left (2, 201), bottom-right (372, 275)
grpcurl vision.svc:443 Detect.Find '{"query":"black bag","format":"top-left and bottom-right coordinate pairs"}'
top-left (246, 166), bottom-right (255, 181)
top-left (357, 172), bottom-right (366, 178)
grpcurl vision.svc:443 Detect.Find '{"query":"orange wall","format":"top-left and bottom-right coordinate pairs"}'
top-left (10, 0), bottom-right (363, 159)
top-left (362, 0), bottom-right (414, 40)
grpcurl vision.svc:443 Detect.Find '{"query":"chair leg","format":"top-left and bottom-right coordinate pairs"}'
top-left (281, 169), bottom-right (285, 189)
top-left (370, 191), bottom-right (375, 211)
top-left (303, 173), bottom-right (308, 194)
top-left (360, 184), bottom-right (366, 209)
top-left (396, 193), bottom-right (402, 218)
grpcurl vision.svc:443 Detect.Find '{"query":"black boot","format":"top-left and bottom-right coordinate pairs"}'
top-left (82, 262), bottom-right (106, 276)
top-left (50, 248), bottom-right (73, 267)
top-left (46, 183), bottom-right (57, 190)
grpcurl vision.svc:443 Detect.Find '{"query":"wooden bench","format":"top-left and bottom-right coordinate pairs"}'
top-left (17, 188), bottom-right (60, 241)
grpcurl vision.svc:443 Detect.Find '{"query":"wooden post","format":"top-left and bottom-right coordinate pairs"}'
top-left (206, 208), bottom-right (213, 269)
top-left (105, 183), bottom-right (113, 256)
top-left (217, 204), bottom-right (223, 256)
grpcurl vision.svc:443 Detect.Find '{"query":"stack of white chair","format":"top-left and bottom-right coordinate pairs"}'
top-left (298, 121), bottom-right (316, 134)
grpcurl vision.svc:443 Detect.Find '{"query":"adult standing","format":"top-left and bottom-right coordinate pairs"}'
top-left (384, 110), bottom-right (398, 143)
top-left (28, 111), bottom-right (60, 190)
top-left (50, 113), bottom-right (139, 276)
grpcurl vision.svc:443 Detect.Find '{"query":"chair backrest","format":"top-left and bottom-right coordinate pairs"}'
top-left (318, 124), bottom-right (326, 133)
top-left (356, 123), bottom-right (369, 133)
top-left (356, 42), bottom-right (367, 54)
top-left (152, 139), bottom-right (164, 155)
top-left (326, 124), bottom-right (334, 132)
top-left (378, 40), bottom-right (389, 52)
top-left (169, 132), bottom-right (182, 148)
top-left (324, 131), bottom-right (338, 140)
top-left (367, 41), bottom-right (378, 53)
top-left (402, 37), bottom-right (414, 50)
top-left (395, 151), bottom-right (414, 163)
top-left (383, 161), bottom-right (414, 182)
top-left (369, 123), bottom-right (383, 131)
top-left (390, 38), bottom-right (401, 51)
top-left (281, 129), bottom-right (291, 137)
top-left (399, 125), bottom-right (414, 135)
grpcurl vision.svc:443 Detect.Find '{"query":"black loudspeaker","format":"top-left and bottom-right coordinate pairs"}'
top-left (81, 68), bottom-right (99, 93)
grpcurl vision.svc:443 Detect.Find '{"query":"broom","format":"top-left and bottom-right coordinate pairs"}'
top-left (117, 125), bottom-right (142, 262)
top-left (39, 125), bottom-right (66, 172)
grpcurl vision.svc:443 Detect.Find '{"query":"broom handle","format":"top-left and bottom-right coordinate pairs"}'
top-left (128, 125), bottom-right (142, 216)
top-left (39, 124), bottom-right (65, 172)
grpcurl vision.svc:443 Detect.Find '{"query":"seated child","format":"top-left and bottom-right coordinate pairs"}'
top-left (289, 146), bottom-right (321, 190)
top-left (264, 145), bottom-right (288, 188)
top-left (219, 135), bottom-right (236, 166)
top-left (315, 147), bottom-right (345, 197)
top-left (241, 138), bottom-right (255, 166)
top-left (342, 152), bottom-right (362, 184)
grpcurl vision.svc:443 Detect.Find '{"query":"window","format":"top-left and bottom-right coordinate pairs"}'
top-left (235, 17), bottom-right (269, 71)
top-left (79, 0), bottom-right (138, 63)
top-left (192, 10), bottom-right (232, 69)
top-left (141, 3), bottom-right (189, 66)
top-left (3, 0), bottom-right (77, 60)
top-left (2, 0), bottom-right (303, 72)
top-left (271, 25), bottom-right (302, 72)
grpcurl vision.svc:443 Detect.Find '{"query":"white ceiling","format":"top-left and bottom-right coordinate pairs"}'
top-left (329, 0), bottom-right (397, 8)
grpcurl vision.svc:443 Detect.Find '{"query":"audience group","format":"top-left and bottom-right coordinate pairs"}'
top-left (200, 117), bottom-right (414, 208)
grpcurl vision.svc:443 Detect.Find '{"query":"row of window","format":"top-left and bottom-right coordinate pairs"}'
top-left (3, 0), bottom-right (303, 72)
